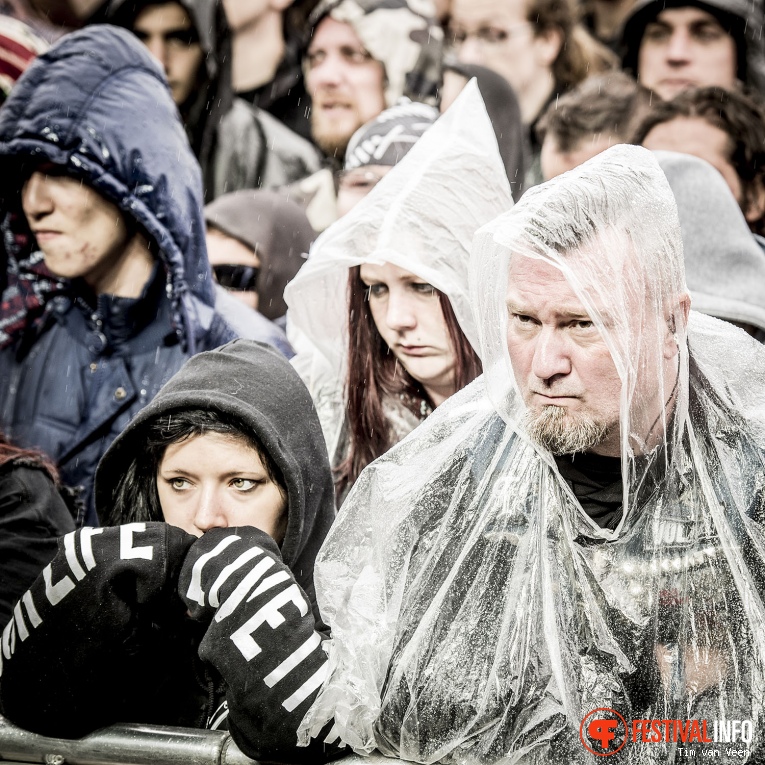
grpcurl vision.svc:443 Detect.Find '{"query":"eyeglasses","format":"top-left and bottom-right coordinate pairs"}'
top-left (213, 264), bottom-right (260, 292)
top-left (446, 21), bottom-right (534, 50)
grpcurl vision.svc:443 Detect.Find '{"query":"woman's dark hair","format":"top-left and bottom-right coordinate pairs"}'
top-left (335, 266), bottom-right (481, 497)
top-left (0, 430), bottom-right (58, 482)
top-left (103, 409), bottom-right (285, 526)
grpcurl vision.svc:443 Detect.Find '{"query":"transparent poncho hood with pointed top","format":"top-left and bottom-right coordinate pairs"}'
top-left (299, 145), bottom-right (765, 763)
top-left (285, 81), bottom-right (513, 457)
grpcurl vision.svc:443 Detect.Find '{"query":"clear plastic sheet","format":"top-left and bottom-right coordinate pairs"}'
top-left (285, 81), bottom-right (514, 457)
top-left (299, 145), bottom-right (765, 762)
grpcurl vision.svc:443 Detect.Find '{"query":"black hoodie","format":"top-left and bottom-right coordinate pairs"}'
top-left (0, 341), bottom-right (341, 763)
top-left (620, 0), bottom-right (765, 95)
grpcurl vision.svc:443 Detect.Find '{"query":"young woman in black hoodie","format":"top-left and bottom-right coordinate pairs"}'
top-left (0, 340), bottom-right (343, 764)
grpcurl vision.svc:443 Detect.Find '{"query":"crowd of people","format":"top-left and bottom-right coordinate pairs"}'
top-left (0, 0), bottom-right (765, 763)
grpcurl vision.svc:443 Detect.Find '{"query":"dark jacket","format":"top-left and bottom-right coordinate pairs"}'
top-left (106, 0), bottom-right (321, 200)
top-left (0, 25), bottom-right (237, 525)
top-left (0, 459), bottom-right (75, 629)
top-left (620, 0), bottom-right (765, 95)
top-left (0, 340), bottom-right (341, 763)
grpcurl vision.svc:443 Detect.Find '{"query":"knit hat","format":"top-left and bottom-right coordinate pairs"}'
top-left (343, 99), bottom-right (438, 170)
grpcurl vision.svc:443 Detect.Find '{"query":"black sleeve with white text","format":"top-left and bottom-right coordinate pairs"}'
top-left (0, 522), bottom-right (197, 737)
top-left (178, 526), bottom-right (345, 763)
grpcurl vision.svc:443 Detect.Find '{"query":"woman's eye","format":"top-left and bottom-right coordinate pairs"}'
top-left (411, 282), bottom-right (436, 296)
top-left (513, 313), bottom-right (534, 324)
top-left (364, 283), bottom-right (387, 299)
top-left (574, 320), bottom-right (594, 330)
top-left (231, 478), bottom-right (257, 491)
top-left (170, 478), bottom-right (190, 490)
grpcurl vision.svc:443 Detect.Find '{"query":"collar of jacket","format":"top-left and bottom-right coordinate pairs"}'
top-left (53, 262), bottom-right (177, 354)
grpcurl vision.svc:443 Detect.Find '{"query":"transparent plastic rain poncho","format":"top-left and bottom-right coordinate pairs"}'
top-left (284, 81), bottom-right (514, 459)
top-left (299, 145), bottom-right (765, 763)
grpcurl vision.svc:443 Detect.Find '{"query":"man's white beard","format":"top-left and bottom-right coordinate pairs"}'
top-left (524, 405), bottom-right (610, 456)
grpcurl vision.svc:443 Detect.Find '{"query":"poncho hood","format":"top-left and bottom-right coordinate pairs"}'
top-left (308, 0), bottom-right (442, 108)
top-left (0, 25), bottom-right (221, 352)
top-left (299, 145), bottom-right (765, 763)
top-left (443, 61), bottom-right (526, 202)
top-left (95, 339), bottom-right (336, 611)
top-left (285, 81), bottom-right (513, 453)
top-left (656, 150), bottom-right (765, 336)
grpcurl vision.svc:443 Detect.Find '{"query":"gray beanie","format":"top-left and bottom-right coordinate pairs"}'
top-left (343, 99), bottom-right (438, 170)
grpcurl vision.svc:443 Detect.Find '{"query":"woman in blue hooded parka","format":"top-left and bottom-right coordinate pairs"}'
top-left (0, 25), bottom-right (256, 525)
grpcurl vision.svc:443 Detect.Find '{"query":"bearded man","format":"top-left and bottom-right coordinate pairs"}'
top-left (297, 144), bottom-right (765, 763)
top-left (293, 0), bottom-right (441, 231)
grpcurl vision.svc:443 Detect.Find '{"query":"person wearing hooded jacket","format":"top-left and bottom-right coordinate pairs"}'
top-left (205, 189), bottom-right (318, 332)
top-left (286, 83), bottom-right (514, 501)
top-left (0, 340), bottom-right (341, 764)
top-left (288, 0), bottom-right (443, 232)
top-left (620, 0), bottom-right (765, 100)
top-left (106, 0), bottom-right (322, 200)
top-left (656, 150), bottom-right (765, 341)
top-left (0, 26), bottom-right (243, 526)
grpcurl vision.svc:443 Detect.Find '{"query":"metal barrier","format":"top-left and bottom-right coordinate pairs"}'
top-left (0, 716), bottom-right (259, 765)
top-left (0, 716), bottom-right (396, 765)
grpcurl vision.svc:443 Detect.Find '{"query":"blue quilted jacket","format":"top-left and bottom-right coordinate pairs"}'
top-left (0, 26), bottom-right (237, 525)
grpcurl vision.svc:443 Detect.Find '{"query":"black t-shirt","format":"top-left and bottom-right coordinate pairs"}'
top-left (555, 452), bottom-right (624, 530)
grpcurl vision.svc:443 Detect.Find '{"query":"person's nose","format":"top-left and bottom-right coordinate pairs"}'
top-left (385, 289), bottom-right (417, 333)
top-left (21, 171), bottom-right (54, 222)
top-left (309, 53), bottom-right (344, 91)
top-left (191, 486), bottom-right (228, 534)
top-left (665, 28), bottom-right (692, 63)
top-left (531, 326), bottom-right (572, 383)
top-left (458, 36), bottom-right (484, 66)
top-left (144, 37), bottom-right (170, 73)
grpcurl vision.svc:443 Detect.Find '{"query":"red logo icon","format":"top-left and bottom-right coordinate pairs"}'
top-left (580, 708), bottom-right (628, 756)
